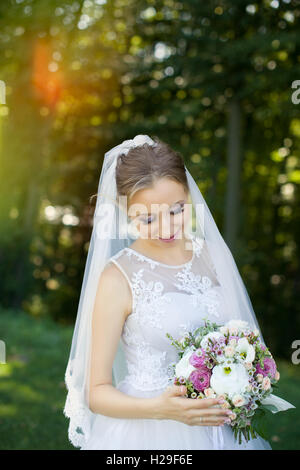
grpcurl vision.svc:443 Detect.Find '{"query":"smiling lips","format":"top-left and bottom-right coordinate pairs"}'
top-left (159, 228), bottom-right (181, 242)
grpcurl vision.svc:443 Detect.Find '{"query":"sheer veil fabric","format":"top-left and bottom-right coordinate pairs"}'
top-left (63, 135), bottom-right (294, 449)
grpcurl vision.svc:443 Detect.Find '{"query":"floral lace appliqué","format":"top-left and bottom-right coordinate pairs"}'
top-left (122, 323), bottom-right (173, 391)
top-left (130, 268), bottom-right (172, 329)
top-left (174, 267), bottom-right (221, 318)
top-left (125, 249), bottom-right (158, 270)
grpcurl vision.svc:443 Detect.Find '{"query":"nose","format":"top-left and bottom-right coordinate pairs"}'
top-left (158, 212), bottom-right (174, 238)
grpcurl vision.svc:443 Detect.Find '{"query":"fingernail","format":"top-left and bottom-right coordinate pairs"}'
top-left (218, 399), bottom-right (225, 403)
top-left (224, 418), bottom-right (231, 424)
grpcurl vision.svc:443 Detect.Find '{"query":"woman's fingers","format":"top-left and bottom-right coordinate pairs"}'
top-left (193, 397), bottom-right (221, 408)
top-left (196, 408), bottom-right (232, 418)
top-left (191, 416), bottom-right (229, 426)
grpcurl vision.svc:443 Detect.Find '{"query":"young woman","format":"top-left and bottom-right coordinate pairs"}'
top-left (64, 135), bottom-right (273, 450)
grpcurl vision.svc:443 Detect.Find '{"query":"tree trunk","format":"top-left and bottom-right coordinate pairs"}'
top-left (225, 98), bottom-right (242, 255)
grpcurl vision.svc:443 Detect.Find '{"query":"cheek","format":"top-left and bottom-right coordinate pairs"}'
top-left (137, 221), bottom-right (159, 239)
top-left (183, 208), bottom-right (191, 226)
top-left (173, 210), bottom-right (190, 228)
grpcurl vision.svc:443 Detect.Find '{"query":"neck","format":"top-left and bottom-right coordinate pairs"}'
top-left (133, 233), bottom-right (193, 264)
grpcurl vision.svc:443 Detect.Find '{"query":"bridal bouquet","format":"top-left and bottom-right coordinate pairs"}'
top-left (166, 319), bottom-right (295, 445)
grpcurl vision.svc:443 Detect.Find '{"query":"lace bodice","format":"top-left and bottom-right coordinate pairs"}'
top-left (106, 235), bottom-right (227, 392)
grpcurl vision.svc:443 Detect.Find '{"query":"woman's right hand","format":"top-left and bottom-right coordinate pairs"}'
top-left (154, 385), bottom-right (234, 426)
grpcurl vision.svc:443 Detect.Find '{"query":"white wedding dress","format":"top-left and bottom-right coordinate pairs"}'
top-left (81, 235), bottom-right (272, 450)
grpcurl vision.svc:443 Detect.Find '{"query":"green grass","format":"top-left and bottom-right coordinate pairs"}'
top-left (0, 308), bottom-right (299, 449)
top-left (0, 308), bottom-right (74, 450)
top-left (260, 357), bottom-right (299, 449)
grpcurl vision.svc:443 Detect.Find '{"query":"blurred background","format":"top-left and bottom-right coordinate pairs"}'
top-left (0, 0), bottom-right (299, 450)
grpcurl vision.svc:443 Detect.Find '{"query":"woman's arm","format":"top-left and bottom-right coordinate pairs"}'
top-left (88, 263), bottom-right (160, 419)
top-left (90, 383), bottom-right (161, 419)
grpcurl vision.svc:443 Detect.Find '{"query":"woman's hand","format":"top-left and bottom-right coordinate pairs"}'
top-left (154, 384), bottom-right (234, 426)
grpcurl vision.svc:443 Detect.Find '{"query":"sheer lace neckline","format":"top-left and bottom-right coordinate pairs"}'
top-left (125, 235), bottom-right (196, 268)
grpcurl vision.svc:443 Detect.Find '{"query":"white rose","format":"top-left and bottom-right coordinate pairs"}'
top-left (204, 388), bottom-right (216, 398)
top-left (175, 347), bottom-right (197, 380)
top-left (219, 326), bottom-right (229, 335)
top-left (232, 394), bottom-right (246, 407)
top-left (220, 400), bottom-right (231, 409)
top-left (225, 320), bottom-right (250, 333)
top-left (256, 373), bottom-right (263, 383)
top-left (235, 337), bottom-right (255, 363)
top-left (244, 362), bottom-right (253, 370)
top-left (262, 376), bottom-right (271, 390)
top-left (217, 394), bottom-right (226, 401)
top-left (210, 361), bottom-right (249, 399)
top-left (224, 346), bottom-right (235, 357)
top-left (200, 331), bottom-right (224, 349)
top-left (229, 338), bottom-right (238, 347)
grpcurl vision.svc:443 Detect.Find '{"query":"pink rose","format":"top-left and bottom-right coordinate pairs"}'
top-left (189, 367), bottom-right (211, 392)
top-left (189, 348), bottom-right (207, 368)
top-left (255, 357), bottom-right (277, 378)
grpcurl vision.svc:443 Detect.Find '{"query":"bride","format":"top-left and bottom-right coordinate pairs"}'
top-left (63, 135), bottom-right (275, 450)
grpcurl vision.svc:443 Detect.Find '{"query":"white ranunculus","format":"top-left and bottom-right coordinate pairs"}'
top-left (175, 347), bottom-right (197, 380)
top-left (235, 337), bottom-right (255, 363)
top-left (200, 331), bottom-right (224, 349)
top-left (225, 320), bottom-right (250, 333)
top-left (219, 326), bottom-right (229, 335)
top-left (210, 361), bottom-right (249, 398)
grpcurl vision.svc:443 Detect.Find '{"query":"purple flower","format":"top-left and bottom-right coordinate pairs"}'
top-left (255, 357), bottom-right (277, 378)
top-left (189, 349), bottom-right (207, 368)
top-left (229, 335), bottom-right (240, 341)
top-left (189, 367), bottom-right (211, 392)
top-left (214, 337), bottom-right (226, 346)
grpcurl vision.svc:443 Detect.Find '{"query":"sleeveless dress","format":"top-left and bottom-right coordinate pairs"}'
top-left (81, 234), bottom-right (272, 450)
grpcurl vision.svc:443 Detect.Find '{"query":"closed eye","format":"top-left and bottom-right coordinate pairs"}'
top-left (170, 205), bottom-right (185, 216)
top-left (170, 203), bottom-right (185, 216)
top-left (139, 203), bottom-right (185, 224)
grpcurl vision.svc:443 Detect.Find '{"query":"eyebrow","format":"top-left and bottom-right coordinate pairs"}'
top-left (137, 200), bottom-right (185, 217)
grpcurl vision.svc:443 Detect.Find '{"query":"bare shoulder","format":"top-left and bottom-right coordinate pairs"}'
top-left (97, 261), bottom-right (132, 318)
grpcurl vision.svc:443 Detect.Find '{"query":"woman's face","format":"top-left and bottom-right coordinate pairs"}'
top-left (127, 177), bottom-right (191, 244)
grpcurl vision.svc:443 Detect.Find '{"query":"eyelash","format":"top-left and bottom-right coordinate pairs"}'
top-left (141, 205), bottom-right (185, 225)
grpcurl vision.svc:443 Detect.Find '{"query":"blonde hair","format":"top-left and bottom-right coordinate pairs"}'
top-left (115, 136), bottom-right (188, 203)
top-left (90, 136), bottom-right (188, 208)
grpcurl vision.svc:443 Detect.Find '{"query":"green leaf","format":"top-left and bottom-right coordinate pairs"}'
top-left (261, 403), bottom-right (278, 413)
top-left (251, 408), bottom-right (269, 441)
